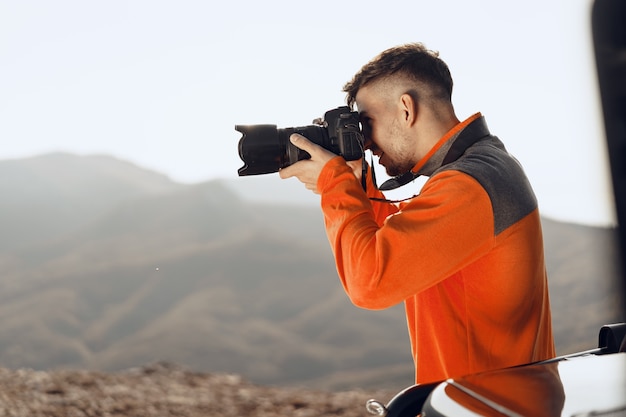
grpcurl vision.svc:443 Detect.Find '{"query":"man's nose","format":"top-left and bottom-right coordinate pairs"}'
top-left (365, 140), bottom-right (381, 155)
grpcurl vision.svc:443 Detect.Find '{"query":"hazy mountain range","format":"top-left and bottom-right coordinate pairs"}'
top-left (0, 152), bottom-right (622, 392)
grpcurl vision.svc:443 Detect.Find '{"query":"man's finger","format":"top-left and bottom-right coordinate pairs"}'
top-left (289, 133), bottom-right (318, 153)
top-left (291, 133), bottom-right (339, 164)
top-left (278, 163), bottom-right (297, 179)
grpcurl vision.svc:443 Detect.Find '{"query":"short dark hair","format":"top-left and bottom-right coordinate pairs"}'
top-left (343, 43), bottom-right (453, 108)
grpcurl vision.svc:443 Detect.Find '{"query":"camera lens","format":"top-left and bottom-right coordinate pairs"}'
top-left (236, 124), bottom-right (284, 176)
top-left (236, 124), bottom-right (328, 176)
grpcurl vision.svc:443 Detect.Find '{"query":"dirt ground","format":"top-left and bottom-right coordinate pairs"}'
top-left (0, 362), bottom-right (397, 417)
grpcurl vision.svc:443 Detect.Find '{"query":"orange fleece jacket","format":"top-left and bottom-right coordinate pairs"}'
top-left (317, 114), bottom-right (555, 384)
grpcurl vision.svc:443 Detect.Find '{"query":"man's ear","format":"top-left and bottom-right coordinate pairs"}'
top-left (400, 93), bottom-right (418, 126)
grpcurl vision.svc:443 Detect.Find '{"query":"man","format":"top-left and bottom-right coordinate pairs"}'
top-left (279, 43), bottom-right (555, 384)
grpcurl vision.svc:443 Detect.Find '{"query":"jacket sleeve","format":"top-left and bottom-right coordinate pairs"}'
top-left (318, 157), bottom-right (496, 310)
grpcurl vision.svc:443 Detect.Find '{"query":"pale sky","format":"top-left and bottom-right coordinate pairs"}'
top-left (0, 0), bottom-right (616, 226)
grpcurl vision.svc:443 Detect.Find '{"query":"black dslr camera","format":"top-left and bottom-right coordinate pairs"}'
top-left (236, 106), bottom-right (364, 176)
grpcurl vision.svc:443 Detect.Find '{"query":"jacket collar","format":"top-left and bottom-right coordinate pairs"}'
top-left (378, 113), bottom-right (489, 191)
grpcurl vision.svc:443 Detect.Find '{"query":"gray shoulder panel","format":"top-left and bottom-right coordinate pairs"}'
top-left (438, 136), bottom-right (537, 235)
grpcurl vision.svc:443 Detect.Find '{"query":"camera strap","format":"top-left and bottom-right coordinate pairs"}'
top-left (366, 154), bottom-right (419, 204)
top-left (361, 156), bottom-right (368, 192)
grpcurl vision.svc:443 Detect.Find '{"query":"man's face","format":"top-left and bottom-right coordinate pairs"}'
top-left (355, 84), bottom-right (416, 177)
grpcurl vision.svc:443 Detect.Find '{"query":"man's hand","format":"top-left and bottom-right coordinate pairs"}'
top-left (278, 133), bottom-right (337, 194)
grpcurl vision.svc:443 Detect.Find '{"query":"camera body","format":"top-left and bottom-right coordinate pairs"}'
top-left (236, 106), bottom-right (364, 176)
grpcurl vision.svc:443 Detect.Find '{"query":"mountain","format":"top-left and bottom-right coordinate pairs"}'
top-left (0, 153), bottom-right (622, 392)
top-left (0, 152), bottom-right (178, 250)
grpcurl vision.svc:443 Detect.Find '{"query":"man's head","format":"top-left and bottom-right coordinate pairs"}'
top-left (343, 43), bottom-right (458, 177)
top-left (343, 43), bottom-right (453, 110)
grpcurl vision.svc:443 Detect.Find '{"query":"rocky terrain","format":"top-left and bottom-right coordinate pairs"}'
top-left (0, 362), bottom-right (396, 417)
